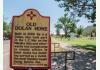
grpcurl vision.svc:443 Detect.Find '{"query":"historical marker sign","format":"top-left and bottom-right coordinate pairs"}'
top-left (10, 9), bottom-right (51, 69)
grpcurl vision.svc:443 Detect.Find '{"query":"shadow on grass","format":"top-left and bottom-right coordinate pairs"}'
top-left (73, 44), bottom-right (96, 51)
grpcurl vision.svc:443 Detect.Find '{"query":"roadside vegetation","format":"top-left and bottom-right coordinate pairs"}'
top-left (53, 36), bottom-right (96, 51)
top-left (3, 20), bottom-right (11, 40)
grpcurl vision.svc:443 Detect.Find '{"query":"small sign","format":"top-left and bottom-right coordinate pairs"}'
top-left (10, 9), bottom-right (51, 69)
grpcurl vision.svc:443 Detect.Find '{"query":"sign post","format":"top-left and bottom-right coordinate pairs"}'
top-left (10, 9), bottom-right (51, 70)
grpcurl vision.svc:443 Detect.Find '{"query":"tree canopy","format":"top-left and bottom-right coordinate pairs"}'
top-left (3, 20), bottom-right (12, 39)
top-left (3, 21), bottom-right (7, 31)
top-left (55, 0), bottom-right (96, 23)
top-left (76, 25), bottom-right (83, 36)
top-left (56, 14), bottom-right (76, 37)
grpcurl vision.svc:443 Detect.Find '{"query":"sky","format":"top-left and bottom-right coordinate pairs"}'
top-left (3, 0), bottom-right (93, 34)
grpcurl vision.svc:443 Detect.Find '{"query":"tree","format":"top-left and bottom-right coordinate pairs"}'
top-left (69, 21), bottom-right (76, 33)
top-left (3, 20), bottom-right (12, 39)
top-left (55, 23), bottom-right (62, 36)
top-left (76, 25), bottom-right (83, 37)
top-left (91, 24), bottom-right (96, 37)
top-left (58, 14), bottom-right (76, 37)
top-left (3, 21), bottom-right (7, 31)
top-left (6, 22), bottom-right (12, 39)
top-left (55, 0), bottom-right (96, 23)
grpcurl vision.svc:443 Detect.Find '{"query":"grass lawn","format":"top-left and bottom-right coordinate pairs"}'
top-left (53, 36), bottom-right (96, 51)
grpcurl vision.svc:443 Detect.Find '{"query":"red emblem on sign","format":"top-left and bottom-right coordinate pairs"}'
top-left (27, 11), bottom-right (36, 20)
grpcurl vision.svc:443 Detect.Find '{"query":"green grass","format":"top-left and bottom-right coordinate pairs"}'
top-left (53, 36), bottom-right (96, 51)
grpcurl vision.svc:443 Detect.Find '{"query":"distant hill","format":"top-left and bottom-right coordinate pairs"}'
top-left (82, 25), bottom-right (96, 36)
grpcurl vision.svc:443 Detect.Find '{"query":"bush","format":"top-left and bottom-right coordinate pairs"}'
top-left (6, 32), bottom-right (11, 39)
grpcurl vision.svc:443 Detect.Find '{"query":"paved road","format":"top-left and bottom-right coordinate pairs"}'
top-left (3, 40), bottom-right (13, 70)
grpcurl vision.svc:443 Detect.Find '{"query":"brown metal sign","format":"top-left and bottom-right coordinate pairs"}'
top-left (10, 9), bottom-right (51, 69)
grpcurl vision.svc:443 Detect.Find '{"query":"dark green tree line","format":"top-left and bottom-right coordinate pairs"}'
top-left (3, 20), bottom-right (12, 39)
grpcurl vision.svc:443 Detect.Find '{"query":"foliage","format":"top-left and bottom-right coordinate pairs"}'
top-left (58, 14), bottom-right (76, 37)
top-left (3, 20), bottom-right (12, 39)
top-left (3, 21), bottom-right (7, 31)
top-left (55, 0), bottom-right (96, 23)
top-left (55, 23), bottom-right (62, 35)
top-left (69, 21), bottom-right (76, 32)
top-left (76, 25), bottom-right (83, 36)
